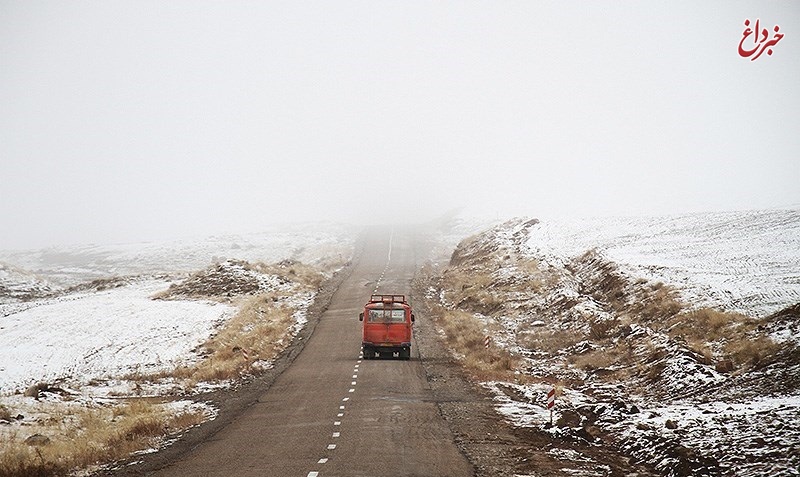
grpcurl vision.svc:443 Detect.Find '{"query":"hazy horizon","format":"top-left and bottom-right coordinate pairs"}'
top-left (2, 1), bottom-right (798, 250)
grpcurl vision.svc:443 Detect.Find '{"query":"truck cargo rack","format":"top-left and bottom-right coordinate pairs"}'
top-left (369, 294), bottom-right (407, 304)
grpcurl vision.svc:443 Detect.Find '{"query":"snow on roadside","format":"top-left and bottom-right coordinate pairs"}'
top-left (0, 279), bottom-right (235, 396)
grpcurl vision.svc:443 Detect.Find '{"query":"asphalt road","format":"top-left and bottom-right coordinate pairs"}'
top-left (152, 228), bottom-right (474, 477)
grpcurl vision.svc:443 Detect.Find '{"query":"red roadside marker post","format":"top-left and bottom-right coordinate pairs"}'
top-left (547, 387), bottom-right (556, 425)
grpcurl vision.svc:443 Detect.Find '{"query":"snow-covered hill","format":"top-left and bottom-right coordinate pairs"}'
top-left (427, 208), bottom-right (800, 476)
top-left (525, 208), bottom-right (800, 317)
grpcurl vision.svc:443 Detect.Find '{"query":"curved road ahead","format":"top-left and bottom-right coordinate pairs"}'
top-left (152, 228), bottom-right (474, 477)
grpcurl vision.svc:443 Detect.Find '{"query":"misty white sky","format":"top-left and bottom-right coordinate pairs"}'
top-left (1, 1), bottom-right (798, 250)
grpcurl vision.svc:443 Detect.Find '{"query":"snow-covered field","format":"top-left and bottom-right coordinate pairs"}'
top-left (526, 209), bottom-right (800, 317)
top-left (0, 279), bottom-right (234, 396)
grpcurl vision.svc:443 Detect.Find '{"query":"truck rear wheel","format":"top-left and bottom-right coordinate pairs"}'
top-left (400, 347), bottom-right (411, 360)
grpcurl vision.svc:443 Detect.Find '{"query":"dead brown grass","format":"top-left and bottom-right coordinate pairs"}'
top-left (630, 283), bottom-right (684, 322)
top-left (665, 308), bottom-right (782, 369)
top-left (588, 318), bottom-right (620, 341)
top-left (441, 267), bottom-right (502, 314)
top-left (568, 348), bottom-right (618, 371)
top-left (724, 337), bottom-right (784, 368)
top-left (167, 293), bottom-right (295, 384)
top-left (432, 307), bottom-right (519, 380)
top-left (517, 328), bottom-right (582, 354)
top-left (0, 400), bottom-right (205, 477)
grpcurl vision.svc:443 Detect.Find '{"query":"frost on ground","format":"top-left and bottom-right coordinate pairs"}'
top-left (0, 227), bottom-right (354, 476)
top-left (424, 209), bottom-right (800, 477)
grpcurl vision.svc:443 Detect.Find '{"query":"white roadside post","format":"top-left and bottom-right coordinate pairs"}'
top-left (484, 334), bottom-right (491, 350)
top-left (547, 387), bottom-right (556, 425)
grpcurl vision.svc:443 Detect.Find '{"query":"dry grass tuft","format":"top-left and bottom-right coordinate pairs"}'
top-left (668, 308), bottom-right (744, 340)
top-left (724, 337), bottom-right (784, 368)
top-left (517, 328), bottom-right (582, 354)
top-left (0, 400), bottom-right (206, 477)
top-left (441, 268), bottom-right (502, 314)
top-left (663, 307), bottom-right (782, 369)
top-left (432, 308), bottom-right (519, 380)
top-left (167, 293), bottom-right (295, 384)
top-left (568, 349), bottom-right (618, 371)
top-left (631, 283), bottom-right (684, 322)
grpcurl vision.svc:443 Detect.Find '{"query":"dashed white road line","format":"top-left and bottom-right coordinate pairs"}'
top-left (308, 334), bottom-right (376, 475)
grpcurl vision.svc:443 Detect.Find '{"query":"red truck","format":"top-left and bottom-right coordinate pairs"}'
top-left (359, 294), bottom-right (415, 360)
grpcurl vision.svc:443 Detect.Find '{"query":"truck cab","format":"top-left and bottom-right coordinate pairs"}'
top-left (359, 294), bottom-right (415, 360)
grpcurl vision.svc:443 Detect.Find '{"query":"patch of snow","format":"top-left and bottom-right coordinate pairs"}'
top-left (0, 279), bottom-right (235, 395)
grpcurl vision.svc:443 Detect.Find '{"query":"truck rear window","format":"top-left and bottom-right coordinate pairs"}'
top-left (368, 309), bottom-right (406, 323)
